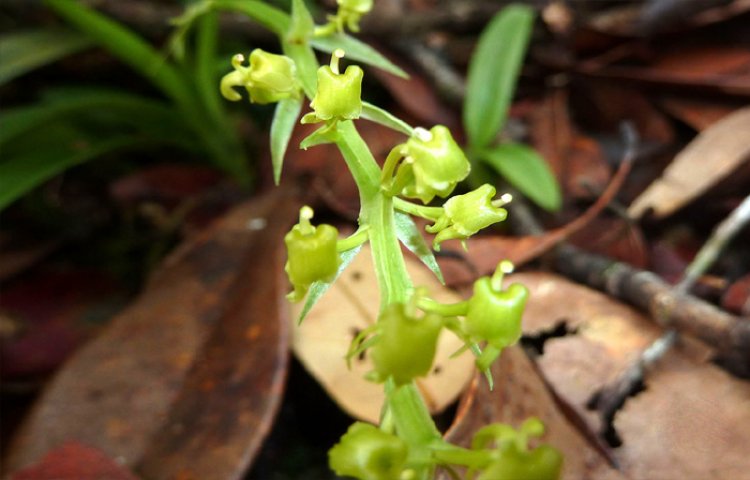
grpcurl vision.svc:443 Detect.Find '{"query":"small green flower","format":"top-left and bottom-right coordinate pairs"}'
top-left (329, 422), bottom-right (408, 480)
top-left (220, 49), bottom-right (300, 104)
top-left (426, 184), bottom-right (510, 250)
top-left (383, 126), bottom-right (470, 204)
top-left (336, 0), bottom-right (373, 32)
top-left (463, 261), bottom-right (528, 370)
top-left (302, 49), bottom-right (363, 125)
top-left (370, 302), bottom-right (442, 385)
top-left (284, 206), bottom-right (340, 302)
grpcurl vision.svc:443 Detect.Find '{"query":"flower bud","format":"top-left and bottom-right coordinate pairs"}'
top-left (466, 279), bottom-right (527, 347)
top-left (370, 303), bottom-right (442, 385)
top-left (329, 422), bottom-right (408, 480)
top-left (392, 126), bottom-right (470, 204)
top-left (284, 207), bottom-right (340, 301)
top-left (305, 49), bottom-right (363, 123)
top-left (426, 184), bottom-right (508, 250)
top-left (220, 49), bottom-right (300, 104)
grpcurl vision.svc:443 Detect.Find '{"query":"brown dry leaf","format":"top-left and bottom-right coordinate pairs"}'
top-left (442, 346), bottom-right (626, 480)
top-left (6, 188), bottom-right (299, 479)
top-left (10, 441), bottom-right (138, 480)
top-left (291, 244), bottom-right (475, 423)
top-left (659, 98), bottom-right (739, 131)
top-left (629, 106), bottom-right (750, 218)
top-left (516, 272), bottom-right (750, 479)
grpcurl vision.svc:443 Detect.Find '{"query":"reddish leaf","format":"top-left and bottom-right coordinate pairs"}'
top-left (10, 441), bottom-right (138, 480)
top-left (6, 187), bottom-right (298, 479)
top-left (722, 273), bottom-right (750, 316)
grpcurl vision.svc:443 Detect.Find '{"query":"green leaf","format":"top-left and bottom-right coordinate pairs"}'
top-left (394, 212), bottom-right (444, 285)
top-left (43, 0), bottom-right (192, 110)
top-left (194, 12), bottom-right (224, 124)
top-left (211, 0), bottom-right (291, 36)
top-left (298, 245), bottom-right (362, 324)
top-left (299, 124), bottom-right (335, 150)
top-left (478, 143), bottom-right (561, 212)
top-left (270, 96), bottom-right (303, 184)
top-left (361, 102), bottom-right (413, 136)
top-left (0, 29), bottom-right (92, 85)
top-left (0, 88), bottom-right (194, 149)
top-left (311, 33), bottom-right (408, 79)
top-left (282, 40), bottom-right (319, 99)
top-left (463, 4), bottom-right (534, 149)
top-left (287, 0), bottom-right (315, 43)
top-left (0, 135), bottom-right (141, 211)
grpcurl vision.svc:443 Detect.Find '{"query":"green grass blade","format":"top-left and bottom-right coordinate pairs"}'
top-left (211, 0), bottom-right (291, 35)
top-left (0, 88), bottom-right (193, 148)
top-left (394, 212), bottom-right (444, 284)
top-left (270, 96), bottom-right (303, 184)
top-left (311, 33), bottom-right (407, 79)
top-left (463, 4), bottom-right (534, 149)
top-left (0, 29), bottom-right (92, 85)
top-left (361, 101), bottom-right (413, 136)
top-left (479, 143), bottom-right (561, 212)
top-left (43, 0), bottom-right (193, 109)
top-left (0, 135), bottom-right (141, 211)
top-left (195, 11), bottom-right (224, 123)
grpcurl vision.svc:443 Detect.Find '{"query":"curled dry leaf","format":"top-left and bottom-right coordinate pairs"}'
top-left (629, 106), bottom-right (750, 218)
top-left (291, 244), bottom-right (475, 423)
top-left (6, 187), bottom-right (298, 479)
top-left (516, 272), bottom-right (750, 480)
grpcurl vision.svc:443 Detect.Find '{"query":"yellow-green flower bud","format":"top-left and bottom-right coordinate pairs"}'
top-left (426, 185), bottom-right (509, 250)
top-left (338, 0), bottom-right (373, 14)
top-left (370, 302), bottom-right (442, 385)
top-left (329, 422), bottom-right (408, 480)
top-left (387, 126), bottom-right (470, 204)
top-left (220, 49), bottom-right (300, 104)
top-left (305, 49), bottom-right (363, 123)
top-left (284, 207), bottom-right (340, 301)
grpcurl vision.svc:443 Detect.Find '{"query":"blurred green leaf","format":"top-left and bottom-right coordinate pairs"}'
top-left (394, 212), bottom-right (444, 284)
top-left (463, 5), bottom-right (534, 149)
top-left (282, 41), bottom-right (319, 98)
top-left (211, 0), bottom-right (291, 35)
top-left (478, 143), bottom-right (561, 212)
top-left (361, 102), bottom-right (413, 136)
top-left (0, 88), bottom-right (194, 149)
top-left (0, 134), bottom-right (143, 211)
top-left (311, 33), bottom-right (408, 79)
top-left (271, 97), bottom-right (303, 185)
top-left (0, 29), bottom-right (92, 85)
top-left (44, 0), bottom-right (192, 110)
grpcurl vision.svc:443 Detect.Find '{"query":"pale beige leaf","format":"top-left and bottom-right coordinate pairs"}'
top-left (291, 245), bottom-right (475, 423)
top-left (629, 106), bottom-right (750, 218)
top-left (516, 272), bottom-right (750, 480)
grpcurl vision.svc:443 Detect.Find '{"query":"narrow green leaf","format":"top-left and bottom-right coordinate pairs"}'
top-left (0, 89), bottom-right (193, 148)
top-left (311, 33), bottom-right (408, 79)
top-left (43, 0), bottom-right (192, 110)
top-left (478, 143), bottom-right (561, 212)
top-left (394, 212), bottom-right (444, 285)
top-left (298, 245), bottom-right (362, 324)
top-left (299, 124), bottom-right (334, 150)
top-left (287, 0), bottom-right (315, 43)
top-left (463, 5), bottom-right (534, 148)
top-left (211, 0), bottom-right (291, 36)
top-left (0, 29), bottom-right (92, 85)
top-left (283, 40), bottom-right (319, 99)
top-left (271, 97), bottom-right (303, 184)
top-left (0, 135), bottom-right (141, 211)
top-left (195, 12), bottom-right (224, 123)
top-left (361, 102), bottom-right (413, 136)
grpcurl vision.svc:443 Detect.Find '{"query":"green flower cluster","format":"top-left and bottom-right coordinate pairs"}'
top-left (220, 49), bottom-right (300, 104)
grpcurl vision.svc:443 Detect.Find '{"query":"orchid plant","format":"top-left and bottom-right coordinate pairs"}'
top-left (212, 1), bottom-right (561, 477)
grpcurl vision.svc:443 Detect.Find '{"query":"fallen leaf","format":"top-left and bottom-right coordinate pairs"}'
top-left (659, 97), bottom-right (738, 131)
top-left (292, 244), bottom-right (475, 423)
top-left (516, 272), bottom-right (750, 480)
top-left (10, 441), bottom-right (138, 480)
top-left (628, 107), bottom-right (750, 218)
top-left (441, 346), bottom-right (626, 480)
top-left (6, 187), bottom-right (298, 479)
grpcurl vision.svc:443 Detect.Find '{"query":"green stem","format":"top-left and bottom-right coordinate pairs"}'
top-left (417, 297), bottom-right (469, 317)
top-left (393, 197), bottom-right (443, 221)
top-left (337, 225), bottom-right (370, 252)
